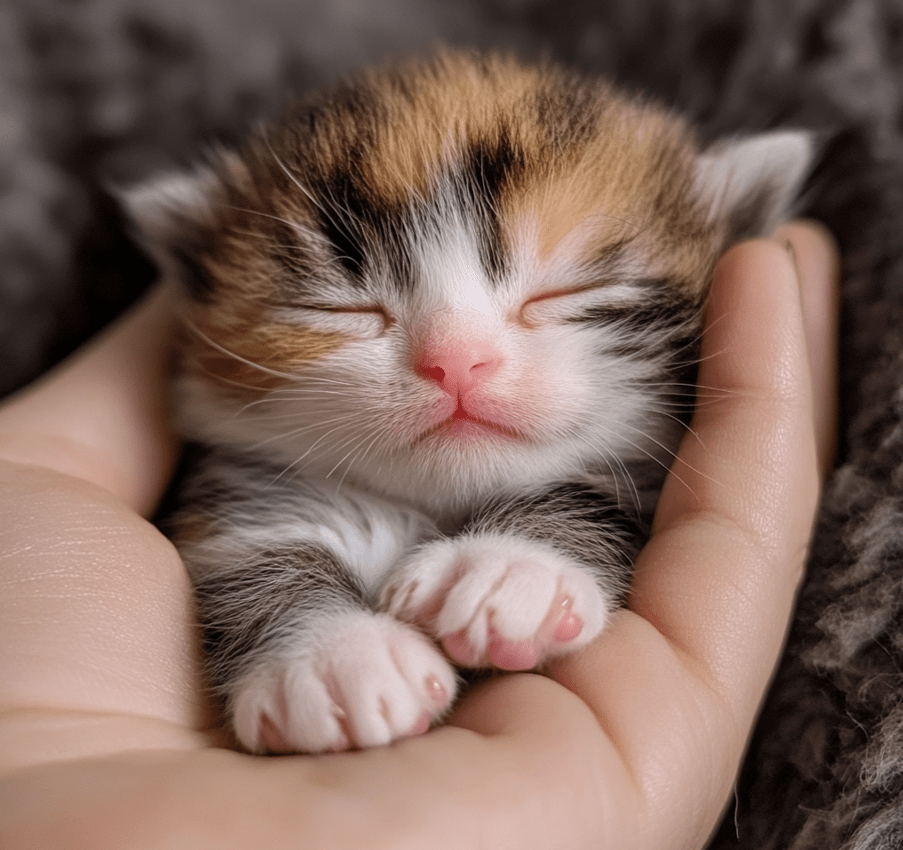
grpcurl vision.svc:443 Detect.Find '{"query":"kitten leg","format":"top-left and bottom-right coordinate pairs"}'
top-left (194, 546), bottom-right (457, 754)
top-left (382, 484), bottom-right (644, 670)
top-left (174, 460), bottom-right (456, 753)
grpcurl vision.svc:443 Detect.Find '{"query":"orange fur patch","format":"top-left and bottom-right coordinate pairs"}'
top-left (281, 51), bottom-right (720, 293)
top-left (355, 53), bottom-right (543, 203)
top-left (185, 310), bottom-right (348, 394)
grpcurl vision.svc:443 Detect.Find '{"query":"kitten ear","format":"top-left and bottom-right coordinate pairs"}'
top-left (121, 167), bottom-right (223, 298)
top-left (693, 130), bottom-right (814, 241)
top-left (123, 169), bottom-right (217, 248)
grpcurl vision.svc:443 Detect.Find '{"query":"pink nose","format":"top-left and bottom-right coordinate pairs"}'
top-left (415, 340), bottom-right (501, 398)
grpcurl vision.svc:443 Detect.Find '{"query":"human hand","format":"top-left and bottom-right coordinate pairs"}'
top-left (0, 221), bottom-right (838, 849)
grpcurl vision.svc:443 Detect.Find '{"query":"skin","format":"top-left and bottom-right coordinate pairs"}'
top-left (0, 221), bottom-right (838, 850)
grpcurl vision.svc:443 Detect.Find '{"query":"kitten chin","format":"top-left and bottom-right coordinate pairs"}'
top-left (129, 50), bottom-right (814, 754)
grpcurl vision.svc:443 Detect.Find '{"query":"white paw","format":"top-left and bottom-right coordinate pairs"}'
top-left (382, 533), bottom-right (612, 670)
top-left (230, 610), bottom-right (457, 754)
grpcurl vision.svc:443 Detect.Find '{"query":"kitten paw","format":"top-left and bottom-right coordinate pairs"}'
top-left (382, 534), bottom-right (612, 670)
top-left (231, 611), bottom-right (457, 754)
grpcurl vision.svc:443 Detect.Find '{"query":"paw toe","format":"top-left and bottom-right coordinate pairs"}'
top-left (231, 613), bottom-right (457, 754)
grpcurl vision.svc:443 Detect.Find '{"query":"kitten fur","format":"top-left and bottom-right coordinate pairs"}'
top-left (130, 51), bottom-right (812, 754)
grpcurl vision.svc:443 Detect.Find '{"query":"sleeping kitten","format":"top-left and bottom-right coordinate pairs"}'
top-left (129, 51), bottom-right (812, 754)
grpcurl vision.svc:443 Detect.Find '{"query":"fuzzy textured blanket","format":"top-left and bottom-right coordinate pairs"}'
top-left (4, 1), bottom-right (903, 847)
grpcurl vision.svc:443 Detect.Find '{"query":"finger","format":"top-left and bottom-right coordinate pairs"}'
top-left (639, 223), bottom-right (837, 715)
top-left (546, 224), bottom-right (839, 847)
top-left (773, 220), bottom-right (840, 478)
top-left (0, 283), bottom-right (179, 517)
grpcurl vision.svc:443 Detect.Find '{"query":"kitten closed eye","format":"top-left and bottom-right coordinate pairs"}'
top-left (277, 303), bottom-right (393, 336)
top-left (517, 281), bottom-right (635, 325)
top-left (310, 304), bottom-right (392, 319)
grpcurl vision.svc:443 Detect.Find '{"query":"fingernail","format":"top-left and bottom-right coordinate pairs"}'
top-left (782, 237), bottom-right (803, 286)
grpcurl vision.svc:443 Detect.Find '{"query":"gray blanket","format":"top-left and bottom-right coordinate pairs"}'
top-left (4, 1), bottom-right (903, 847)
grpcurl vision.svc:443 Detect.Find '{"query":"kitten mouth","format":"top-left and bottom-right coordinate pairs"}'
top-left (414, 404), bottom-right (527, 444)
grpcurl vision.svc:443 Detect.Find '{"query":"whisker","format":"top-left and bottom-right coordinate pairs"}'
top-left (248, 418), bottom-right (353, 449)
top-left (612, 419), bottom-right (716, 494)
top-left (266, 421), bottom-right (364, 485)
top-left (226, 207), bottom-right (327, 244)
top-left (233, 393), bottom-right (355, 419)
top-left (572, 412), bottom-right (697, 497)
top-left (573, 430), bottom-right (641, 513)
top-left (325, 421), bottom-right (391, 483)
top-left (185, 320), bottom-right (308, 384)
top-left (262, 133), bottom-right (353, 241)
top-left (248, 409), bottom-right (380, 452)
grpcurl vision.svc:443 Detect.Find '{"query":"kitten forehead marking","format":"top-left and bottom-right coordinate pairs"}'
top-left (412, 207), bottom-right (497, 315)
top-left (254, 51), bottom-right (716, 293)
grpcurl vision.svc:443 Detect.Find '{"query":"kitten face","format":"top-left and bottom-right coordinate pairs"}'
top-left (130, 52), bottom-right (811, 517)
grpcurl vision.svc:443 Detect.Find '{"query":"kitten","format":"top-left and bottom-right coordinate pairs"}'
top-left (129, 51), bottom-right (812, 754)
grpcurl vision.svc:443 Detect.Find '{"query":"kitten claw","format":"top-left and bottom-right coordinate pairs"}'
top-left (551, 595), bottom-right (584, 643)
top-left (425, 674), bottom-right (450, 706)
top-left (553, 611), bottom-right (583, 643)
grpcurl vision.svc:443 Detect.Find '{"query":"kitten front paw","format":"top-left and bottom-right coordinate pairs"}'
top-left (383, 534), bottom-right (613, 670)
top-left (230, 611), bottom-right (457, 754)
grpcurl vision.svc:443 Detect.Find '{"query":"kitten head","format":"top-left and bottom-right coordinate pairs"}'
top-left (128, 51), bottom-right (812, 516)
